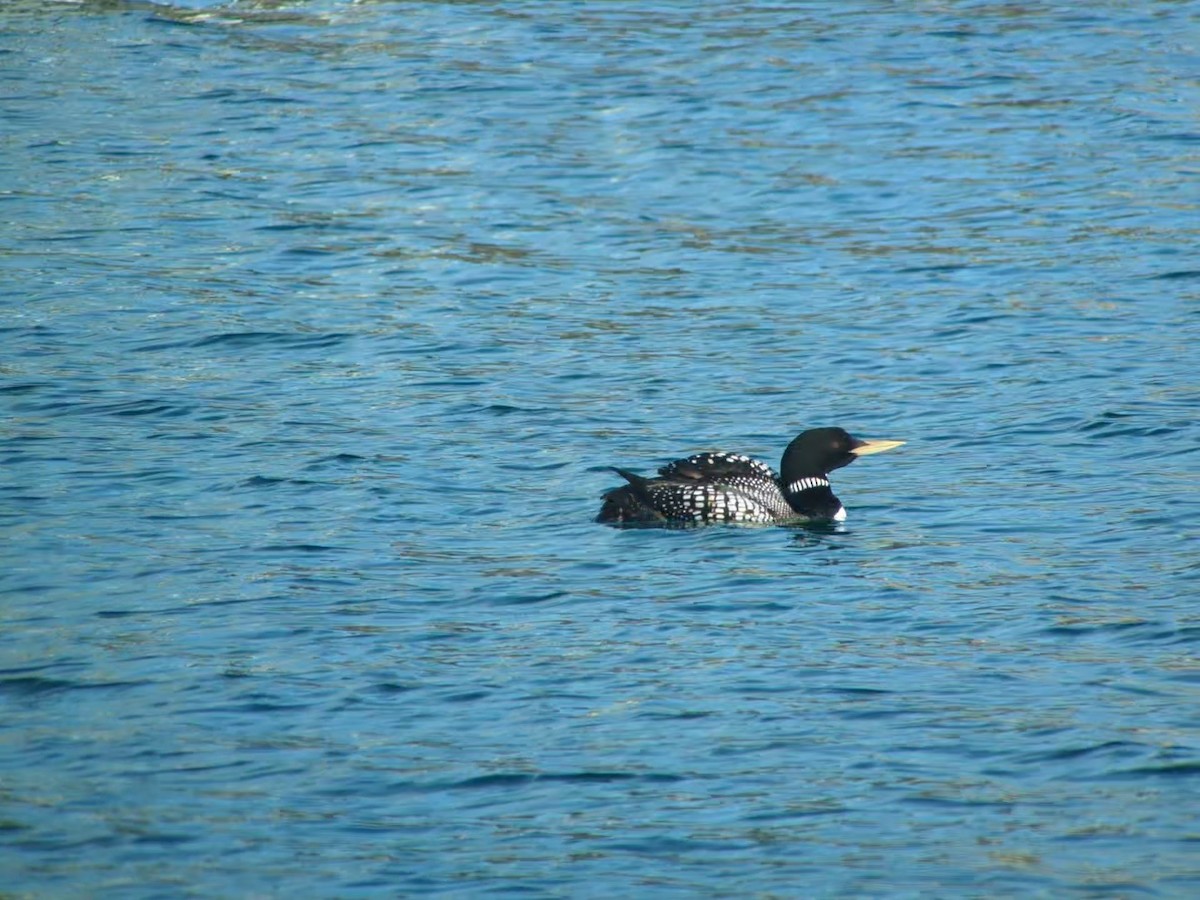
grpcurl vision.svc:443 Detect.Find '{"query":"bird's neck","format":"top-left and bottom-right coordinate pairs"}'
top-left (783, 475), bottom-right (831, 495)
top-left (782, 476), bottom-right (843, 520)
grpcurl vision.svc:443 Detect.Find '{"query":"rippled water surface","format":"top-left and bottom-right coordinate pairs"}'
top-left (3, 1), bottom-right (1199, 895)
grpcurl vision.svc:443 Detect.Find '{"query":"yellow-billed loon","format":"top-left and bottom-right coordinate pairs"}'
top-left (596, 427), bottom-right (904, 525)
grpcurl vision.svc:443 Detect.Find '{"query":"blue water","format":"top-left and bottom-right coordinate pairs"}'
top-left (3, 1), bottom-right (1199, 895)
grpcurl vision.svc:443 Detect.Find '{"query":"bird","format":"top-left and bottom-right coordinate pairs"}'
top-left (596, 427), bottom-right (903, 526)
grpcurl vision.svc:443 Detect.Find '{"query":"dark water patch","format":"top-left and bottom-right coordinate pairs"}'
top-left (482, 590), bottom-right (571, 607)
top-left (0, 663), bottom-right (83, 678)
top-left (1146, 132), bottom-right (1200, 144)
top-left (369, 682), bottom-right (417, 695)
top-left (1076, 410), bottom-right (1153, 433)
top-left (637, 708), bottom-right (713, 721)
top-left (901, 793), bottom-right (1016, 809)
top-left (0, 382), bottom-right (49, 395)
top-left (256, 220), bottom-right (376, 235)
top-left (463, 772), bottom-right (636, 789)
top-left (131, 832), bottom-right (197, 846)
top-left (442, 690), bottom-right (490, 703)
top-left (660, 599), bottom-right (793, 614)
top-left (19, 395), bottom-right (197, 420)
top-left (303, 453), bottom-right (368, 469)
top-left (356, 770), bottom-right (669, 797)
top-left (1039, 619), bottom-right (1154, 639)
top-left (191, 699), bottom-right (315, 715)
top-left (1092, 681), bottom-right (1168, 699)
top-left (1106, 761), bottom-right (1200, 780)
top-left (603, 835), bottom-right (749, 855)
top-left (742, 803), bottom-right (848, 821)
top-left (925, 28), bottom-right (978, 40)
top-left (1118, 625), bottom-right (1200, 647)
top-left (94, 609), bottom-right (141, 619)
top-left (896, 263), bottom-right (970, 274)
top-left (283, 245), bottom-right (343, 256)
top-left (1016, 741), bottom-right (1144, 765)
top-left (1080, 423), bottom-right (1185, 439)
top-left (185, 331), bottom-right (352, 350)
top-left (1150, 269), bottom-right (1200, 280)
top-left (478, 403), bottom-right (539, 416)
top-left (255, 543), bottom-right (342, 553)
top-left (237, 475), bottom-right (324, 489)
top-left (141, 512), bottom-right (235, 522)
top-left (0, 677), bottom-right (147, 697)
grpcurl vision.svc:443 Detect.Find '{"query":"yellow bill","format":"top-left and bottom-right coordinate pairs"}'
top-left (850, 439), bottom-right (905, 456)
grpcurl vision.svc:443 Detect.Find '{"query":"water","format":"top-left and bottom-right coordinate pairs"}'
top-left (2, 0), bottom-right (1198, 895)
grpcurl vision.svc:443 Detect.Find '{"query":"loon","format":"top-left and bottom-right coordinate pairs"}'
top-left (596, 427), bottom-right (903, 526)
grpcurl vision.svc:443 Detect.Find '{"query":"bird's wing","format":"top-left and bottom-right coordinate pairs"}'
top-left (657, 452), bottom-right (777, 482)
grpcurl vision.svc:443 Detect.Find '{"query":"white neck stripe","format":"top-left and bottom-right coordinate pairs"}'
top-left (786, 476), bottom-right (830, 494)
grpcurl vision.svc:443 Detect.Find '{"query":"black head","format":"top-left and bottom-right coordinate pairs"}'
top-left (779, 427), bottom-right (904, 481)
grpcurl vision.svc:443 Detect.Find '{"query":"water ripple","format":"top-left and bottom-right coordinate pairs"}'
top-left (2, 1), bottom-right (1198, 897)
